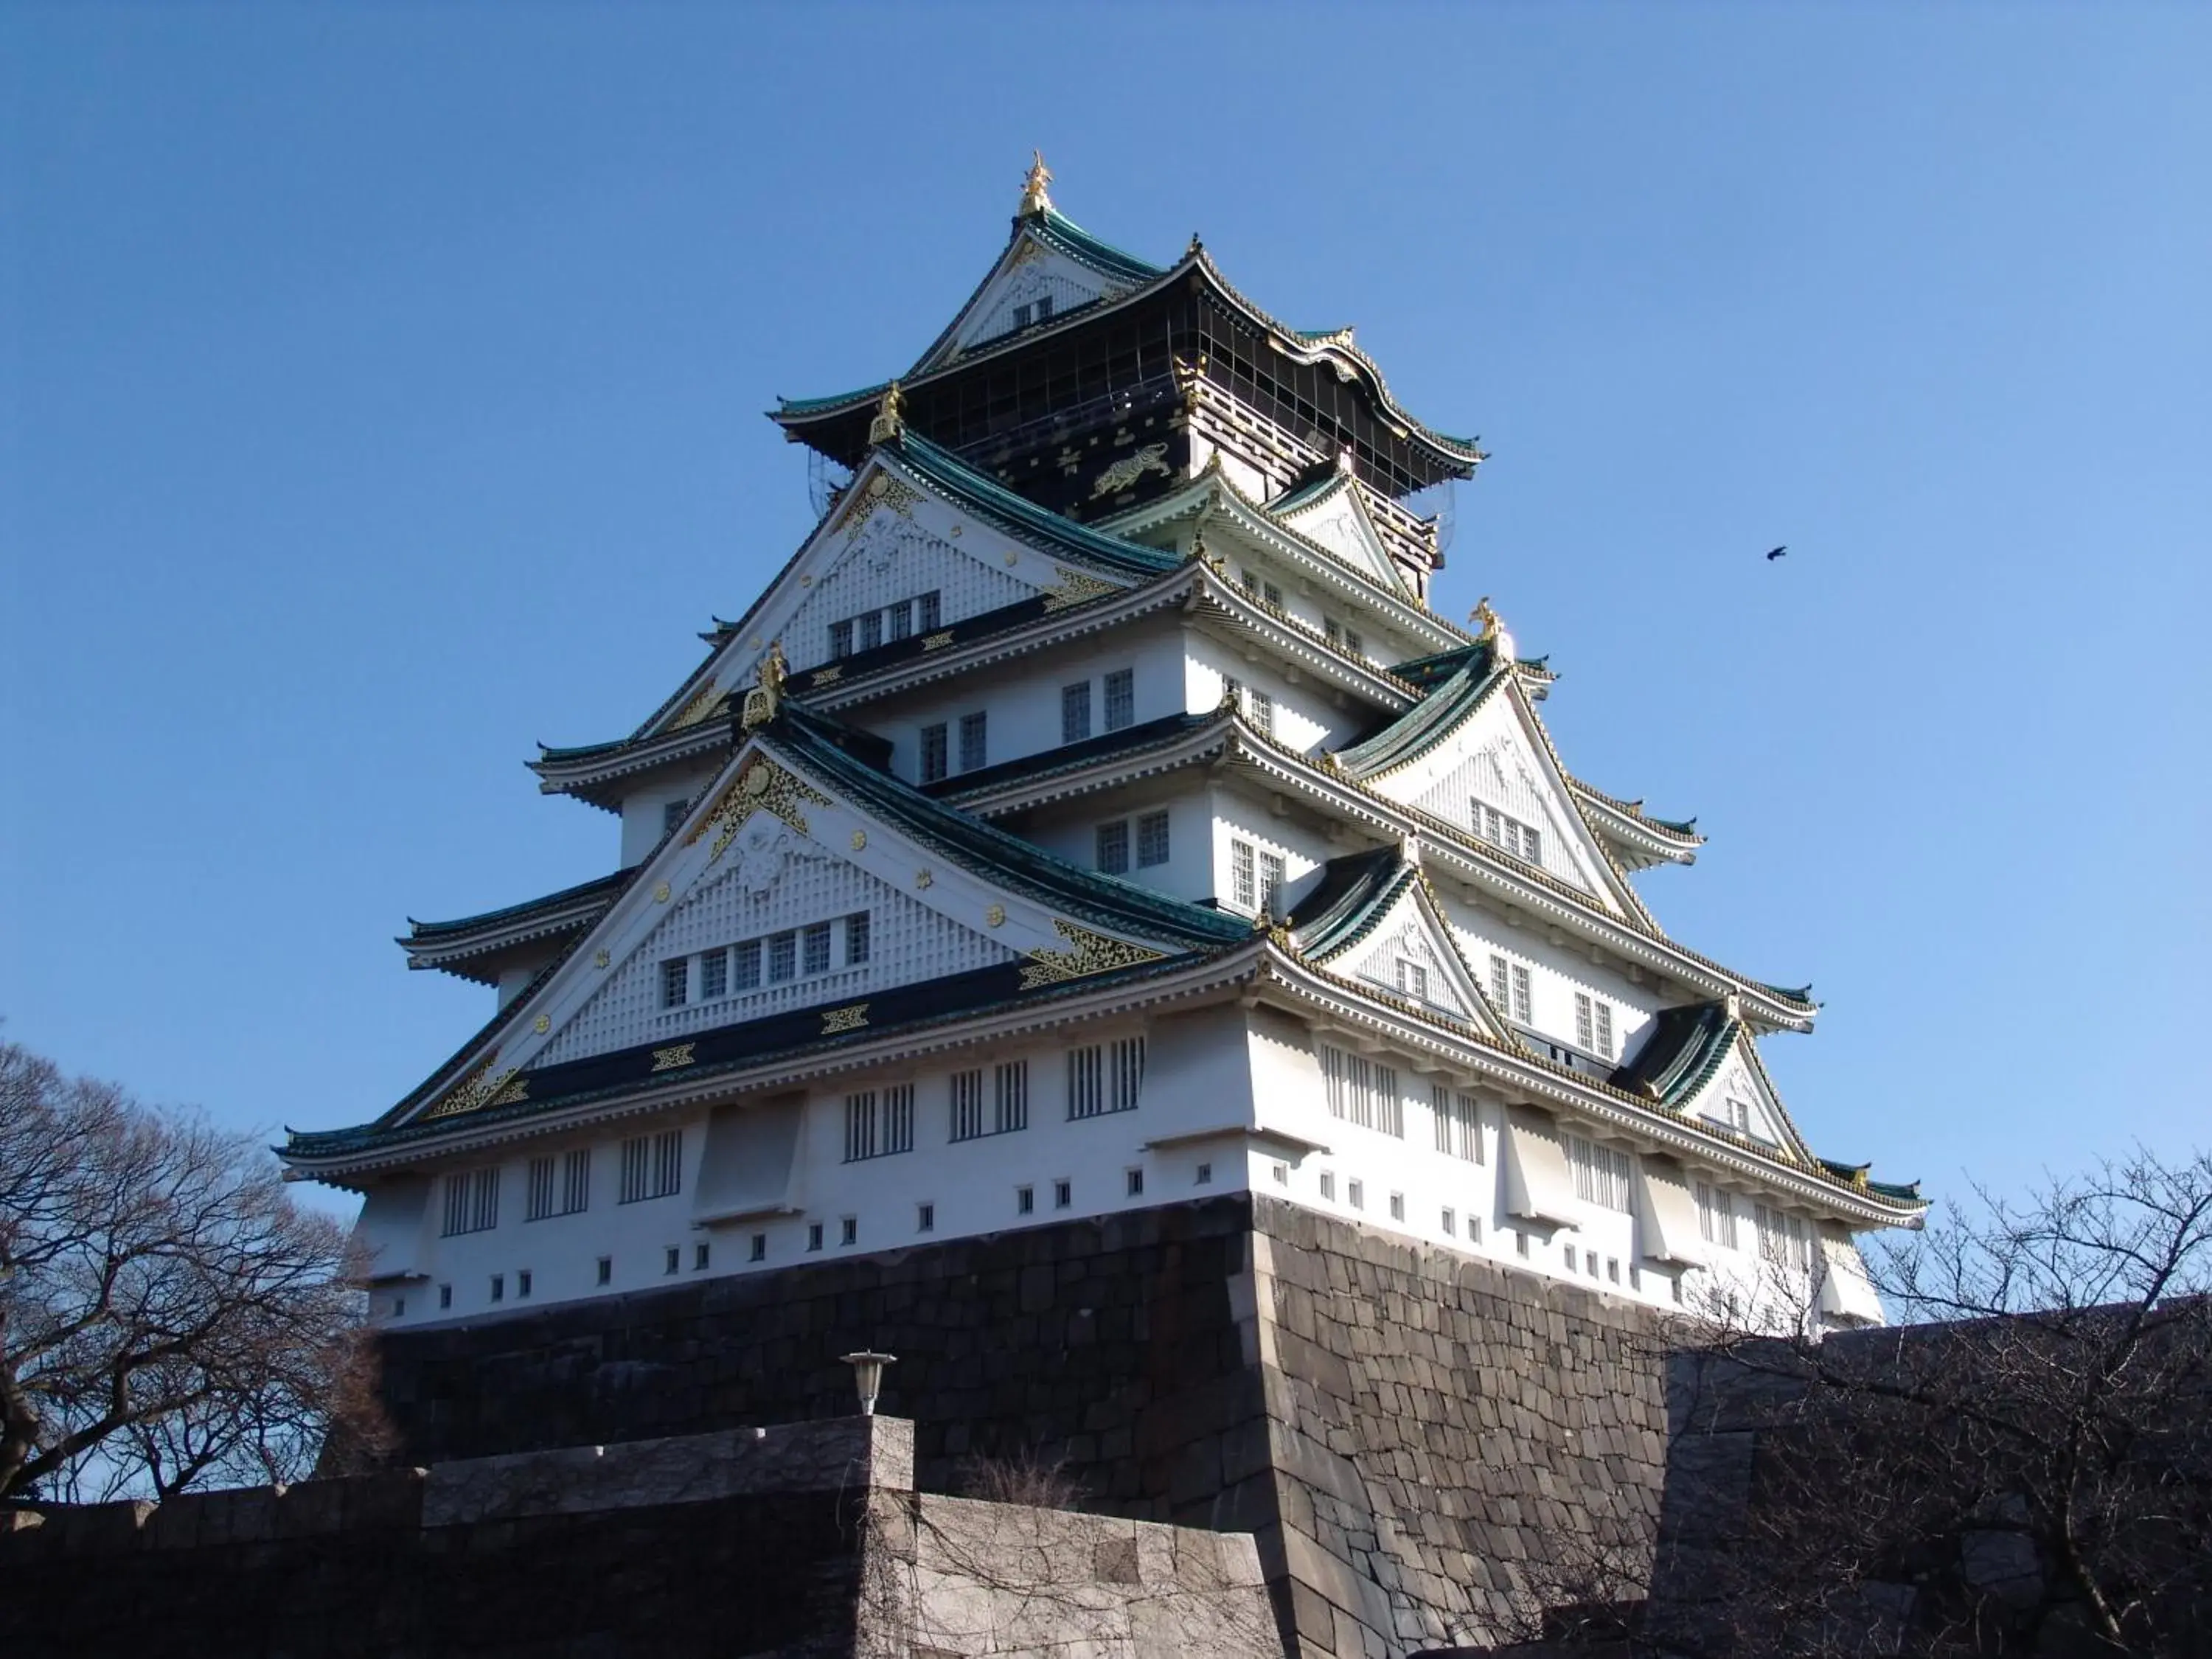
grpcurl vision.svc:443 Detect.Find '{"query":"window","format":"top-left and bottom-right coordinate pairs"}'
top-left (768, 931), bottom-right (796, 983)
top-left (802, 921), bottom-right (832, 976)
top-left (1397, 959), bottom-right (1430, 1001)
top-left (1272, 1162), bottom-right (1290, 1186)
top-left (596, 1256), bottom-right (612, 1286)
top-left (1062, 681), bottom-right (1092, 743)
top-left (1468, 1214), bottom-right (1483, 1243)
top-left (1016, 1184), bottom-right (1034, 1215)
top-left (700, 947), bottom-right (728, 1001)
top-left (1388, 1192), bottom-right (1405, 1222)
top-left (1126, 1168), bottom-right (1144, 1198)
top-left (393, 1295), bottom-right (406, 1318)
top-left (1576, 994), bottom-right (1594, 1051)
top-left (1103, 669), bottom-right (1134, 731)
top-left (441, 1167), bottom-right (500, 1237)
top-left (1096, 820), bottom-right (1130, 874)
top-left (1714, 1093), bottom-right (1760, 1138)
top-left (807, 1222), bottom-right (824, 1252)
top-left (917, 591), bottom-right (941, 631)
top-left (1136, 810), bottom-right (1170, 868)
top-left (839, 1217), bottom-right (858, 1247)
top-left (1756, 1203), bottom-right (1790, 1266)
top-left (440, 1284), bottom-right (453, 1309)
top-left (958, 711), bottom-right (988, 772)
top-left (1320, 1046), bottom-right (1402, 1135)
top-left (1263, 581), bottom-right (1284, 608)
top-left (1433, 1085), bottom-right (1481, 1162)
top-left (749, 1233), bottom-right (766, 1262)
top-left (1053, 1178), bottom-right (1071, 1209)
top-left (1325, 618), bottom-right (1365, 660)
top-left (1516, 1231), bottom-right (1531, 1259)
top-left (661, 957), bottom-right (689, 1009)
top-left (858, 610), bottom-right (883, 652)
top-left (1259, 852), bottom-right (1287, 917)
top-left (1565, 1245), bottom-right (1578, 1273)
top-left (1696, 1182), bottom-right (1739, 1250)
top-left (1607, 1258), bottom-right (1621, 1284)
top-left (920, 723), bottom-right (949, 783)
top-left (950, 1069), bottom-right (985, 1141)
top-left (1068, 1038), bottom-right (1144, 1119)
top-left (562, 1150), bottom-right (589, 1215)
top-left (1489, 954), bottom-right (1511, 1009)
top-left (1231, 838), bottom-right (1256, 909)
top-left (1347, 1180), bottom-right (1365, 1211)
top-left (662, 798), bottom-right (690, 836)
top-left (1595, 1001), bottom-right (1614, 1060)
top-left (844, 1086), bottom-right (914, 1162)
top-left (664, 1248), bottom-right (679, 1276)
top-left (845, 912), bottom-right (870, 966)
top-left (490, 1273), bottom-right (504, 1303)
top-left (1319, 1171), bottom-right (1336, 1201)
top-left (526, 1155), bottom-right (557, 1222)
top-left (1239, 568), bottom-right (1258, 596)
top-left (1568, 1135), bottom-right (1633, 1212)
top-left (888, 599), bottom-right (913, 640)
top-left (1441, 1207), bottom-right (1456, 1237)
top-left (1248, 690), bottom-right (1274, 737)
top-left (917, 1202), bottom-right (935, 1233)
top-left (829, 619), bottom-right (854, 659)
top-left (733, 939), bottom-right (762, 990)
top-left (619, 1130), bottom-right (682, 1204)
top-left (994, 1061), bottom-right (1029, 1134)
top-left (1510, 964), bottom-right (1533, 1023)
top-left (1474, 801), bottom-right (1543, 866)
top-left (1036, 293), bottom-right (1053, 321)
top-left (1573, 995), bottom-right (1616, 1059)
top-left (1195, 1162), bottom-right (1213, 1185)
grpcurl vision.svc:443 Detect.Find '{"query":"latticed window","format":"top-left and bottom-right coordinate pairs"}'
top-left (1320, 1046), bottom-right (1401, 1136)
top-left (733, 939), bottom-right (762, 989)
top-left (1595, 1001), bottom-right (1614, 1059)
top-left (768, 932), bottom-right (796, 984)
top-left (1697, 1182), bottom-right (1739, 1249)
top-left (920, 723), bottom-right (949, 783)
top-left (917, 591), bottom-right (941, 631)
top-left (1062, 681), bottom-right (1092, 744)
top-left (1103, 668), bottom-right (1134, 731)
top-left (1568, 1135), bottom-right (1633, 1211)
top-left (1231, 839), bottom-right (1256, 909)
top-left (802, 922), bottom-right (832, 976)
top-left (1474, 801), bottom-right (1543, 866)
top-left (949, 1069), bottom-right (985, 1141)
top-left (1397, 959), bottom-right (1430, 1001)
top-left (526, 1156), bottom-right (555, 1222)
top-left (844, 1088), bottom-right (914, 1163)
top-left (959, 711), bottom-right (988, 772)
top-left (887, 599), bottom-right (913, 640)
top-left (845, 911), bottom-right (870, 965)
top-left (1259, 852), bottom-right (1287, 917)
top-left (661, 958), bottom-right (689, 1009)
top-left (829, 619), bottom-right (854, 659)
top-left (700, 948), bottom-right (728, 1001)
top-left (1136, 811), bottom-right (1169, 868)
top-left (1096, 820), bottom-right (1129, 874)
top-left (1510, 964), bottom-right (1532, 1023)
top-left (1249, 690), bottom-right (1274, 737)
top-left (1489, 954), bottom-right (1511, 1009)
top-left (993, 1061), bottom-right (1028, 1134)
top-left (619, 1130), bottom-right (682, 1204)
top-left (1432, 1085), bottom-right (1481, 1162)
top-left (858, 611), bottom-right (883, 651)
top-left (441, 1167), bottom-right (499, 1237)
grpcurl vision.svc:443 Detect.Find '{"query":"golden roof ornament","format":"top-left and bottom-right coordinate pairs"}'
top-left (867, 381), bottom-right (905, 447)
top-left (1018, 150), bottom-right (1054, 217)
top-left (741, 641), bottom-right (787, 731)
top-left (1471, 596), bottom-right (1517, 665)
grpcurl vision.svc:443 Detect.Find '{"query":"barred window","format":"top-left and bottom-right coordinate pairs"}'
top-left (1259, 852), bottom-right (1287, 918)
top-left (802, 921), bottom-right (832, 976)
top-left (1103, 668), bottom-right (1134, 731)
top-left (920, 723), bottom-right (949, 783)
top-left (949, 1068), bottom-right (985, 1141)
top-left (1576, 992), bottom-right (1594, 1050)
top-left (1065, 1038), bottom-right (1144, 1119)
top-left (845, 911), bottom-right (870, 966)
top-left (1510, 964), bottom-right (1532, 1023)
top-left (1697, 1182), bottom-right (1739, 1250)
top-left (1432, 1085), bottom-right (1481, 1161)
top-left (844, 1088), bottom-right (914, 1164)
top-left (994, 1061), bottom-right (1028, 1134)
top-left (887, 599), bottom-right (913, 640)
top-left (958, 711), bottom-right (988, 772)
top-left (526, 1155), bottom-right (553, 1222)
top-left (1062, 681), bottom-right (1092, 744)
top-left (1489, 953), bottom-right (1510, 1009)
top-left (858, 610), bottom-right (883, 651)
top-left (661, 958), bottom-right (688, 1009)
top-left (1320, 1046), bottom-right (1402, 1135)
top-left (700, 947), bottom-right (728, 1001)
top-left (1136, 811), bottom-right (1170, 868)
top-left (1067, 1045), bottom-right (1102, 1119)
top-left (1096, 819), bottom-right (1129, 874)
top-left (1231, 838), bottom-right (1256, 909)
top-left (1568, 1135), bottom-right (1633, 1212)
top-left (917, 590), bottom-right (941, 631)
top-left (828, 619), bottom-right (854, 659)
top-left (1474, 801), bottom-right (1544, 866)
top-left (561, 1148), bottom-right (589, 1215)
top-left (1573, 994), bottom-right (1618, 1058)
top-left (619, 1130), bottom-right (682, 1204)
top-left (732, 939), bottom-right (762, 989)
top-left (1595, 1001), bottom-right (1614, 1060)
top-left (441, 1166), bottom-right (499, 1237)
top-left (1397, 959), bottom-right (1430, 1001)
top-left (768, 931), bottom-right (796, 984)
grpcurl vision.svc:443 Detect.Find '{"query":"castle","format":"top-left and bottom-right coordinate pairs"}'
top-left (282, 156), bottom-right (1917, 1345)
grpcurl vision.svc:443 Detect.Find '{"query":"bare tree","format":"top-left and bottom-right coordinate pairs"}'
top-left (0, 1040), bottom-right (390, 1505)
top-left (1652, 1147), bottom-right (2212, 1657)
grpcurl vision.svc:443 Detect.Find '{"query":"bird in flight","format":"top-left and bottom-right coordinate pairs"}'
top-left (1764, 545), bottom-right (1788, 561)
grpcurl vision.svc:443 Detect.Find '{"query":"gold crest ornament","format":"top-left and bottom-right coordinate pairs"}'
top-left (741, 641), bottom-right (788, 731)
top-left (688, 754), bottom-right (830, 863)
top-left (1018, 150), bottom-right (1054, 216)
top-left (867, 381), bottom-right (906, 447)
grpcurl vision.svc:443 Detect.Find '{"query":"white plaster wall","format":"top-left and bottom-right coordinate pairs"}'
top-left (619, 762), bottom-right (726, 868)
top-left (1429, 884), bottom-right (1665, 1062)
top-left (1208, 780), bottom-right (1338, 919)
top-left (1018, 782), bottom-right (1217, 904)
top-left (1182, 631), bottom-right (1371, 755)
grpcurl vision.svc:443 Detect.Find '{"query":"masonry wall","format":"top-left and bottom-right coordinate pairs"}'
top-left (371, 1193), bottom-right (1677, 1658)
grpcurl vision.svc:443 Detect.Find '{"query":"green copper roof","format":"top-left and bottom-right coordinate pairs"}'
top-left (928, 710), bottom-right (1223, 802)
top-left (1332, 650), bottom-right (1509, 780)
top-left (774, 382), bottom-right (893, 417)
top-left (894, 431), bottom-right (1183, 580)
top-left (1026, 208), bottom-right (1165, 285)
top-left (1265, 468), bottom-right (1349, 516)
top-left (406, 869), bottom-right (628, 940)
top-left (1286, 846), bottom-right (1416, 959)
top-left (1610, 1001), bottom-right (1734, 1107)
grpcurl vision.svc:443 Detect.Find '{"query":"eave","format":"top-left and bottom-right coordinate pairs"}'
top-left (400, 870), bottom-right (628, 982)
top-left (1566, 777), bottom-right (1702, 869)
top-left (532, 720), bottom-right (734, 810)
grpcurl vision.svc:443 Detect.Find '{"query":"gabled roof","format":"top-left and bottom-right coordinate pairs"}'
top-left (1609, 999), bottom-right (1824, 1174)
top-left (1260, 465), bottom-right (1411, 597)
top-left (400, 869), bottom-right (628, 982)
top-left (893, 431), bottom-right (1180, 582)
top-left (406, 869), bottom-right (628, 941)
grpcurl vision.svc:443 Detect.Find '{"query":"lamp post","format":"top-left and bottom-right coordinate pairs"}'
top-left (840, 1351), bottom-right (897, 1416)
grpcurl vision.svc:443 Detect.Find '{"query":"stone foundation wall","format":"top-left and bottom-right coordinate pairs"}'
top-left (369, 1194), bottom-right (1676, 1658)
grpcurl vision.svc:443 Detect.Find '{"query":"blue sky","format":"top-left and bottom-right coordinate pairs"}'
top-left (4, 6), bottom-right (2206, 1221)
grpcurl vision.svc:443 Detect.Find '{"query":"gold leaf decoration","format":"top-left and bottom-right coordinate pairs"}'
top-left (653, 882), bottom-right (672, 903)
top-left (490, 1076), bottom-right (531, 1107)
top-left (914, 869), bottom-right (933, 889)
top-left (830, 473), bottom-right (921, 540)
top-left (650, 1043), bottom-right (696, 1074)
top-left (850, 831), bottom-right (867, 851)
top-left (811, 665), bottom-right (843, 687)
top-left (1018, 918), bottom-right (1168, 990)
top-left (594, 949), bottom-right (611, 969)
top-left (669, 682), bottom-right (728, 730)
top-left (821, 1003), bottom-right (870, 1034)
top-left (985, 903), bottom-right (1005, 928)
top-left (920, 630), bottom-right (956, 651)
top-left (688, 755), bottom-right (831, 863)
top-left (1040, 568), bottom-right (1120, 613)
top-left (423, 1054), bottom-right (519, 1121)
top-left (533, 1015), bottom-right (550, 1034)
